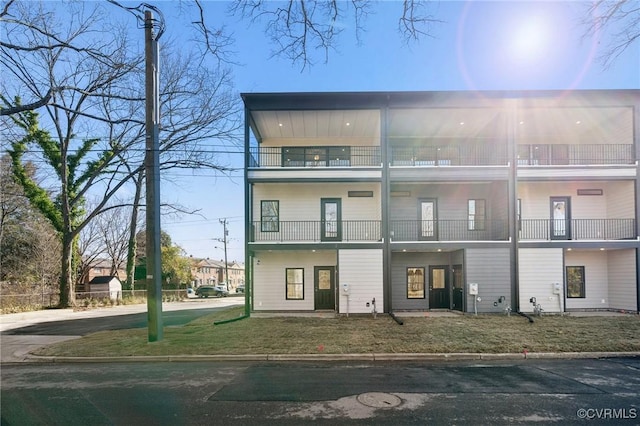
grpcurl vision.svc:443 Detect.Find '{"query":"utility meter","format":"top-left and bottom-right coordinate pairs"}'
top-left (552, 282), bottom-right (561, 295)
top-left (469, 283), bottom-right (478, 295)
top-left (342, 282), bottom-right (349, 295)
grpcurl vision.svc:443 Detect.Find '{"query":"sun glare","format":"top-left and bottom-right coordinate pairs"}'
top-left (509, 17), bottom-right (551, 64)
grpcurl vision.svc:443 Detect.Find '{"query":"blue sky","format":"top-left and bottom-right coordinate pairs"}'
top-left (161, 1), bottom-right (639, 263)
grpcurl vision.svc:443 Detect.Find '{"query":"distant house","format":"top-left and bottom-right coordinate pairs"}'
top-left (88, 276), bottom-right (122, 300)
top-left (191, 258), bottom-right (245, 292)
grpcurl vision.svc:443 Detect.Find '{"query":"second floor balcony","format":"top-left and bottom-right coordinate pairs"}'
top-left (520, 219), bottom-right (636, 240)
top-left (517, 144), bottom-right (635, 166)
top-left (390, 145), bottom-right (508, 166)
top-left (249, 218), bottom-right (637, 243)
top-left (251, 220), bottom-right (382, 243)
top-left (249, 146), bottom-right (381, 168)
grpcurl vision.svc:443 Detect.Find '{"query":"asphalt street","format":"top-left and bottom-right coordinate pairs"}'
top-left (0, 296), bottom-right (244, 363)
top-left (1, 358), bottom-right (639, 425)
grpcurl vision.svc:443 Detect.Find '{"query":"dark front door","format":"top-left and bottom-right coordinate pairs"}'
top-left (419, 199), bottom-right (438, 241)
top-left (550, 197), bottom-right (571, 240)
top-left (451, 265), bottom-right (464, 311)
top-left (314, 266), bottom-right (335, 310)
top-left (429, 266), bottom-right (449, 309)
top-left (321, 199), bottom-right (342, 241)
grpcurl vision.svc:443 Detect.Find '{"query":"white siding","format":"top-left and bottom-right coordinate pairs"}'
top-left (517, 168), bottom-right (636, 180)
top-left (338, 249), bottom-right (383, 314)
top-left (606, 181), bottom-right (636, 219)
top-left (518, 182), bottom-right (608, 220)
top-left (253, 250), bottom-right (336, 311)
top-left (565, 251), bottom-right (609, 310)
top-left (249, 169), bottom-right (382, 180)
top-left (608, 249), bottom-right (638, 311)
top-left (253, 183), bottom-right (382, 221)
top-left (518, 248), bottom-right (564, 313)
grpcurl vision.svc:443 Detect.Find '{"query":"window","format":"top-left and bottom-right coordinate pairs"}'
top-left (468, 199), bottom-right (486, 230)
top-left (261, 200), bottom-right (279, 232)
top-left (566, 266), bottom-right (585, 298)
top-left (407, 267), bottom-right (425, 299)
top-left (286, 268), bottom-right (304, 300)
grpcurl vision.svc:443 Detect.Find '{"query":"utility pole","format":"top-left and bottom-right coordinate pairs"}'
top-left (145, 10), bottom-right (163, 342)
top-left (219, 219), bottom-right (229, 291)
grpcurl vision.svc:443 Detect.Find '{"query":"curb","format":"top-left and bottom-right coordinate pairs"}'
top-left (22, 351), bottom-right (640, 363)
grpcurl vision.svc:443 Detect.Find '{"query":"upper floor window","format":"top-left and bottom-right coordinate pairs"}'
top-left (468, 199), bottom-right (486, 230)
top-left (261, 200), bottom-right (279, 232)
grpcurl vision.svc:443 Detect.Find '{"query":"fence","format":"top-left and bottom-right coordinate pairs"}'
top-left (0, 289), bottom-right (188, 313)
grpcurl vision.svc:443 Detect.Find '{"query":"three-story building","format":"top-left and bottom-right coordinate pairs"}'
top-left (242, 90), bottom-right (639, 315)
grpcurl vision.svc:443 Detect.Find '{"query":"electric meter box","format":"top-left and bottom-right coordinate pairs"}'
top-left (552, 282), bottom-right (561, 294)
top-left (469, 283), bottom-right (478, 295)
top-left (342, 282), bottom-right (349, 294)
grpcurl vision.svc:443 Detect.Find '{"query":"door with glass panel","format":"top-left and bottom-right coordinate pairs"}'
top-left (550, 197), bottom-right (571, 240)
top-left (429, 266), bottom-right (449, 309)
top-left (321, 198), bottom-right (342, 241)
top-left (314, 266), bottom-right (335, 310)
top-left (419, 199), bottom-right (438, 241)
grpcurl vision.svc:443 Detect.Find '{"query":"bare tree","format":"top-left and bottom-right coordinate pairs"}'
top-left (228, 0), bottom-right (441, 69)
top-left (581, 0), bottom-right (640, 68)
top-left (2, 2), bottom-right (240, 307)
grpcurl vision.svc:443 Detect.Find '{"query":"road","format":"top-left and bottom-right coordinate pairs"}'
top-left (1, 358), bottom-right (639, 425)
top-left (1, 298), bottom-right (639, 425)
top-left (0, 296), bottom-right (244, 363)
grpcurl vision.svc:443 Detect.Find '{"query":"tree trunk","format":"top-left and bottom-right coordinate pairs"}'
top-left (126, 170), bottom-right (144, 291)
top-left (59, 233), bottom-right (75, 307)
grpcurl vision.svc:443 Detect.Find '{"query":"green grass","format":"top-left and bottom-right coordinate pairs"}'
top-left (33, 307), bottom-right (640, 357)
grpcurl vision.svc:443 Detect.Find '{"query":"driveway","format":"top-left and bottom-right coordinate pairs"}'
top-left (0, 296), bottom-right (244, 363)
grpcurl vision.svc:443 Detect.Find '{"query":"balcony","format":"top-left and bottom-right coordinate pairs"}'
top-left (248, 146), bottom-right (381, 168)
top-left (390, 145), bottom-right (508, 167)
top-left (390, 220), bottom-right (509, 242)
top-left (517, 144), bottom-right (635, 166)
top-left (250, 220), bottom-right (381, 242)
top-left (519, 219), bottom-right (636, 240)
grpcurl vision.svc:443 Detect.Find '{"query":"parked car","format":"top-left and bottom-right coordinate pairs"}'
top-left (236, 285), bottom-right (245, 294)
top-left (195, 285), bottom-right (228, 298)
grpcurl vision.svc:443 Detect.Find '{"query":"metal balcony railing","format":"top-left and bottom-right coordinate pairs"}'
top-left (390, 145), bottom-right (509, 166)
top-left (517, 144), bottom-right (635, 166)
top-left (519, 219), bottom-right (637, 240)
top-left (390, 220), bottom-right (509, 241)
top-left (248, 146), bottom-right (381, 168)
top-left (251, 220), bottom-right (382, 242)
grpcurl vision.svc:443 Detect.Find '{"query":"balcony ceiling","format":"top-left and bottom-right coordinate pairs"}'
top-left (252, 110), bottom-right (381, 139)
top-left (251, 106), bottom-right (632, 142)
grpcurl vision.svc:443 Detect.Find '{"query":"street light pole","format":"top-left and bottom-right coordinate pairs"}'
top-left (145, 10), bottom-right (163, 342)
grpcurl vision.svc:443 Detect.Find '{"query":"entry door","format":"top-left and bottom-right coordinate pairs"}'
top-left (429, 266), bottom-right (449, 309)
top-left (550, 197), bottom-right (571, 240)
top-left (451, 265), bottom-right (464, 311)
top-left (419, 199), bottom-right (438, 241)
top-left (314, 266), bottom-right (335, 310)
top-left (321, 198), bottom-right (342, 241)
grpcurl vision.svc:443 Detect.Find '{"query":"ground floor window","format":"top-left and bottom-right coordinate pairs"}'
top-left (407, 267), bottom-right (425, 299)
top-left (566, 266), bottom-right (585, 298)
top-left (286, 268), bottom-right (304, 300)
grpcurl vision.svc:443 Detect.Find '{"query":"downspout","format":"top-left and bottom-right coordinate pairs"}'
top-left (382, 97), bottom-right (391, 314)
top-left (508, 99), bottom-right (521, 314)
